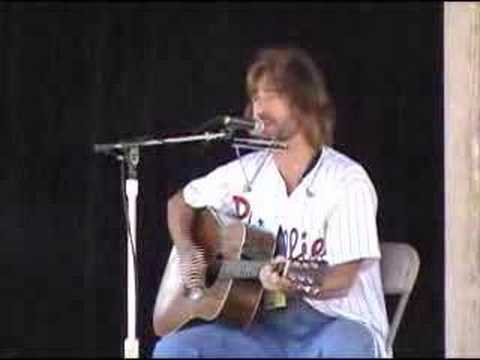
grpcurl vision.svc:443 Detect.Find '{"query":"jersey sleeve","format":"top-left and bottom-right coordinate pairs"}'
top-left (324, 165), bottom-right (381, 266)
top-left (182, 159), bottom-right (241, 213)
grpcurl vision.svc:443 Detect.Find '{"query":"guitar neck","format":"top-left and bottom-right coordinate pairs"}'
top-left (217, 260), bottom-right (268, 280)
top-left (215, 258), bottom-right (329, 288)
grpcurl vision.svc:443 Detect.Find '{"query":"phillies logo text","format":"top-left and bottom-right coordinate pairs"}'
top-left (276, 226), bottom-right (326, 261)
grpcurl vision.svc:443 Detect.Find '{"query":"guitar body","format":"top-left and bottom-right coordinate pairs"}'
top-left (153, 209), bottom-right (277, 337)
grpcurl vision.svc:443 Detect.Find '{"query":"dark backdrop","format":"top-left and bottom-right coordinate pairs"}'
top-left (0, 2), bottom-right (443, 357)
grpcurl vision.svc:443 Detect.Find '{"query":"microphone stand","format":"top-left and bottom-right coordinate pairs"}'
top-left (124, 146), bottom-right (139, 359)
top-left (93, 131), bottom-right (286, 359)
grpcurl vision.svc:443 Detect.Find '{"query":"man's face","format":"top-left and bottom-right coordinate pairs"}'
top-left (251, 76), bottom-right (302, 141)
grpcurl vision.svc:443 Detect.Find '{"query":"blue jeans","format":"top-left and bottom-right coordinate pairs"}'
top-left (152, 298), bottom-right (377, 358)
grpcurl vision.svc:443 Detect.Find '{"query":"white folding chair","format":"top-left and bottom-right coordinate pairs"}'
top-left (380, 242), bottom-right (421, 352)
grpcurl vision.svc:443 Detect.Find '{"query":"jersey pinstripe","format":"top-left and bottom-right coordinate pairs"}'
top-left (183, 145), bottom-right (390, 357)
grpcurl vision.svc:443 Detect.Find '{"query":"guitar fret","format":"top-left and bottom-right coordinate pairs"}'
top-left (217, 260), bottom-right (266, 279)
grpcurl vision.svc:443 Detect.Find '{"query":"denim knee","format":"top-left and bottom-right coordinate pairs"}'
top-left (320, 317), bottom-right (377, 357)
top-left (151, 334), bottom-right (201, 358)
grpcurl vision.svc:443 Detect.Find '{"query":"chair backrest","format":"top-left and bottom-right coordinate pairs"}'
top-left (380, 242), bottom-right (420, 352)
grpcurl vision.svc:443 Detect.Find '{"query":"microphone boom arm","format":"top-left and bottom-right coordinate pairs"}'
top-left (93, 132), bottom-right (231, 153)
top-left (94, 131), bottom-right (287, 154)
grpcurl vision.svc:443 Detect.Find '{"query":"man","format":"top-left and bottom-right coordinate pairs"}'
top-left (152, 46), bottom-right (390, 358)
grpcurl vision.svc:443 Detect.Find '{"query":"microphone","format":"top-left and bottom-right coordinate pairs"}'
top-left (218, 115), bottom-right (264, 136)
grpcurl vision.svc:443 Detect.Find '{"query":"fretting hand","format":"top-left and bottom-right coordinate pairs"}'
top-left (259, 255), bottom-right (297, 293)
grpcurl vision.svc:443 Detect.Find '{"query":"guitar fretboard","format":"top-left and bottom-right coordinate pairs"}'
top-left (217, 260), bottom-right (269, 279)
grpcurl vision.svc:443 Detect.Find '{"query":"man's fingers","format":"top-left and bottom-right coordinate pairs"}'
top-left (261, 264), bottom-right (275, 277)
top-left (272, 255), bottom-right (287, 263)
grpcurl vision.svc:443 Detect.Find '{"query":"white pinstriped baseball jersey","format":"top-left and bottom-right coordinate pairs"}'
top-left (183, 145), bottom-right (390, 357)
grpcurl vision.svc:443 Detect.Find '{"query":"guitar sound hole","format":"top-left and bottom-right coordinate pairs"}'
top-left (205, 254), bottom-right (222, 288)
top-left (240, 253), bottom-right (252, 260)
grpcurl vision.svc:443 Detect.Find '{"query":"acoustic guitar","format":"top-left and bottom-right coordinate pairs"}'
top-left (152, 208), bottom-right (327, 337)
